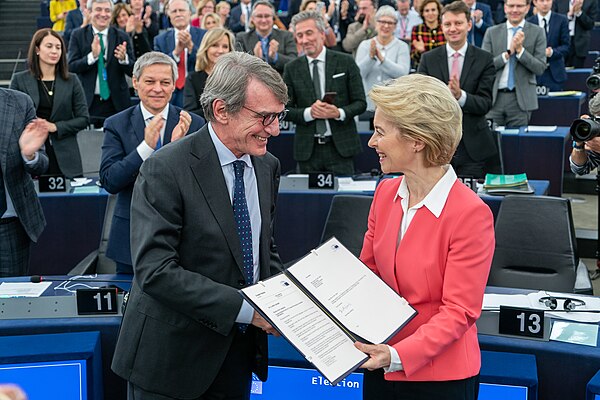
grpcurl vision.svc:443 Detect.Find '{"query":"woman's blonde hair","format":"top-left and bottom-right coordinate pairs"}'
top-left (195, 27), bottom-right (234, 71)
top-left (369, 74), bottom-right (462, 166)
top-left (201, 12), bottom-right (222, 28)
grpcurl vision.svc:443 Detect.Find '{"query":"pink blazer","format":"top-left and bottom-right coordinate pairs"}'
top-left (360, 177), bottom-right (495, 382)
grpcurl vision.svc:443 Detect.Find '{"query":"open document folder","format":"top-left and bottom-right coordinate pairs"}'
top-left (240, 237), bottom-right (417, 385)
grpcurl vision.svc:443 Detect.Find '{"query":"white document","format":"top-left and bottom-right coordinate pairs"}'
top-left (0, 282), bottom-right (52, 298)
top-left (550, 321), bottom-right (599, 346)
top-left (336, 178), bottom-right (377, 192)
top-left (525, 126), bottom-right (558, 132)
top-left (241, 238), bottom-right (416, 385)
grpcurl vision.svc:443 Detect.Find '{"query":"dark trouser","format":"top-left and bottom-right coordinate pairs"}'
top-left (566, 41), bottom-right (586, 68)
top-left (90, 95), bottom-right (117, 128)
top-left (486, 90), bottom-right (530, 128)
top-left (363, 368), bottom-right (480, 400)
top-left (297, 138), bottom-right (355, 176)
top-left (128, 327), bottom-right (256, 400)
top-left (451, 141), bottom-right (486, 180)
top-left (0, 217), bottom-right (30, 278)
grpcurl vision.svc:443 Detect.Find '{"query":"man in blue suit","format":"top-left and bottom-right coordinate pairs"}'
top-left (100, 52), bottom-right (205, 274)
top-left (153, 0), bottom-right (206, 107)
top-left (64, 2), bottom-right (88, 47)
top-left (464, 0), bottom-right (494, 47)
top-left (528, 0), bottom-right (570, 91)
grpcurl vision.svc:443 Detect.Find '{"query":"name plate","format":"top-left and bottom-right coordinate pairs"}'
top-left (76, 288), bottom-right (118, 315)
top-left (38, 175), bottom-right (67, 193)
top-left (457, 176), bottom-right (478, 192)
top-left (498, 306), bottom-right (544, 339)
top-left (308, 172), bottom-right (334, 189)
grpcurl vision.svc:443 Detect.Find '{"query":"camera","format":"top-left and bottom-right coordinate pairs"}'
top-left (586, 57), bottom-right (600, 91)
top-left (570, 116), bottom-right (600, 142)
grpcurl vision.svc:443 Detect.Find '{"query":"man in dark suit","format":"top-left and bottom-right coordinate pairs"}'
top-left (230, 0), bottom-right (253, 33)
top-left (100, 52), bottom-right (204, 274)
top-left (528, 0), bottom-right (570, 91)
top-left (0, 89), bottom-right (49, 277)
top-left (463, 0), bottom-right (494, 47)
top-left (111, 52), bottom-right (286, 399)
top-left (552, 0), bottom-right (597, 68)
top-left (64, 2), bottom-right (88, 47)
top-left (68, 0), bottom-right (135, 127)
top-left (235, 0), bottom-right (297, 74)
top-left (153, 0), bottom-right (206, 107)
top-left (284, 11), bottom-right (366, 175)
top-left (419, 0), bottom-right (496, 178)
top-left (482, 0), bottom-right (546, 127)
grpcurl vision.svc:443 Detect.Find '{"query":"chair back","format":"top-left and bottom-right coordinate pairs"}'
top-left (96, 194), bottom-right (118, 273)
top-left (77, 129), bottom-right (104, 177)
top-left (320, 195), bottom-right (373, 257)
top-left (488, 195), bottom-right (579, 292)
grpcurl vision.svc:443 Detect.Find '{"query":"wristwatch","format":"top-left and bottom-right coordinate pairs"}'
top-left (573, 141), bottom-right (585, 151)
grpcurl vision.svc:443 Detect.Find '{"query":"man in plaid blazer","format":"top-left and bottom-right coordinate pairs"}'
top-left (0, 88), bottom-right (49, 277)
top-left (284, 11), bottom-right (366, 175)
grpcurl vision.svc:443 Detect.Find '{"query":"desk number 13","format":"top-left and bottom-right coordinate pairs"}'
top-left (94, 292), bottom-right (113, 311)
top-left (517, 312), bottom-right (541, 334)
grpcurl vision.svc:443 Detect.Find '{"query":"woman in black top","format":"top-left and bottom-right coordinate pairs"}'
top-left (10, 28), bottom-right (89, 178)
top-left (183, 28), bottom-right (234, 117)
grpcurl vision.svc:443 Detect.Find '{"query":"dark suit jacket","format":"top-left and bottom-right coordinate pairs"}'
top-left (183, 70), bottom-right (208, 117)
top-left (0, 89), bottom-right (48, 242)
top-left (67, 25), bottom-right (135, 112)
top-left (235, 29), bottom-right (298, 73)
top-left (229, 2), bottom-right (251, 33)
top-left (527, 12), bottom-right (570, 90)
top-left (111, 125), bottom-right (283, 398)
top-left (283, 49), bottom-right (366, 161)
top-left (153, 27), bottom-right (206, 72)
top-left (10, 71), bottom-right (89, 178)
top-left (99, 104), bottom-right (205, 266)
top-left (64, 8), bottom-right (83, 46)
top-left (471, 2), bottom-right (494, 47)
top-left (324, 0), bottom-right (357, 41)
top-left (418, 45), bottom-right (497, 162)
top-left (553, 0), bottom-right (597, 57)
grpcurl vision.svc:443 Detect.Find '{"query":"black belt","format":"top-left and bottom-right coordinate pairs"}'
top-left (498, 88), bottom-right (515, 93)
top-left (0, 217), bottom-right (18, 225)
top-left (314, 136), bottom-right (332, 144)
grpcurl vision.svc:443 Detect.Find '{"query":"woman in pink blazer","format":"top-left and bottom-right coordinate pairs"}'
top-left (355, 74), bottom-right (495, 400)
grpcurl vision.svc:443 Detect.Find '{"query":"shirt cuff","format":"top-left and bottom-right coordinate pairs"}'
top-left (235, 299), bottom-right (255, 324)
top-left (87, 51), bottom-right (98, 65)
top-left (137, 141), bottom-right (154, 161)
top-left (336, 108), bottom-right (346, 121)
top-left (458, 90), bottom-right (467, 107)
top-left (383, 345), bottom-right (403, 373)
top-left (516, 48), bottom-right (525, 59)
top-left (22, 152), bottom-right (39, 164)
top-left (118, 54), bottom-right (129, 65)
top-left (574, 10), bottom-right (583, 17)
top-left (475, 19), bottom-right (483, 28)
top-left (304, 107), bottom-right (315, 122)
top-left (172, 50), bottom-right (181, 62)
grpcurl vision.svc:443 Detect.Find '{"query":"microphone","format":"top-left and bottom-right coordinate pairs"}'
top-left (30, 275), bottom-right (132, 284)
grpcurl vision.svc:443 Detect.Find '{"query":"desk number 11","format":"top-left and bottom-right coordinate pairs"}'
top-left (94, 292), bottom-right (113, 311)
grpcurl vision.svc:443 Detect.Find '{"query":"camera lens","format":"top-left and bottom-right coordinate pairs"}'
top-left (570, 118), bottom-right (600, 142)
top-left (587, 74), bottom-right (600, 91)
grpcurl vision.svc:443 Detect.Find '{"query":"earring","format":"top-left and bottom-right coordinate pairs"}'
top-left (36, 53), bottom-right (40, 56)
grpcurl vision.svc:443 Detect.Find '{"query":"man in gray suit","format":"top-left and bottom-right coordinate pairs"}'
top-left (482, 0), bottom-right (547, 127)
top-left (112, 52), bottom-right (287, 399)
top-left (235, 0), bottom-right (297, 74)
top-left (0, 88), bottom-right (49, 277)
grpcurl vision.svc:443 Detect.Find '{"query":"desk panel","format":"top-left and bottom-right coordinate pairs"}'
top-left (530, 93), bottom-right (586, 126)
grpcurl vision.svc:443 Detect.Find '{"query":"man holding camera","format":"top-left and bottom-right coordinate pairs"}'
top-left (570, 94), bottom-right (600, 175)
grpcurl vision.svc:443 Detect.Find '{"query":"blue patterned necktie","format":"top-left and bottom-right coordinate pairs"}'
top-left (232, 160), bottom-right (254, 285)
top-left (507, 26), bottom-right (521, 91)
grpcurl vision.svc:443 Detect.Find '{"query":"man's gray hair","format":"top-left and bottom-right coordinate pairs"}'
top-left (200, 52), bottom-right (288, 122)
top-left (87, 0), bottom-right (113, 10)
top-left (290, 10), bottom-right (327, 33)
top-left (166, 0), bottom-right (193, 13)
top-left (376, 5), bottom-right (398, 21)
top-left (133, 51), bottom-right (179, 82)
top-left (251, 0), bottom-right (275, 14)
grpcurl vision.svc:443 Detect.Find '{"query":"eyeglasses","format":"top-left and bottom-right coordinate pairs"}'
top-left (505, 3), bottom-right (527, 8)
top-left (242, 105), bottom-right (288, 126)
top-left (376, 19), bottom-right (397, 26)
top-left (252, 13), bottom-right (274, 19)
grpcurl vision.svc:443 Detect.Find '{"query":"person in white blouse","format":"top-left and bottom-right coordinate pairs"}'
top-left (355, 6), bottom-right (410, 111)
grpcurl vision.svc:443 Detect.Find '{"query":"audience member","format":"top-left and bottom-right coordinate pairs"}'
top-left (11, 29), bottom-right (89, 179)
top-left (64, 1), bottom-right (90, 46)
top-left (481, 0), bottom-right (505, 23)
top-left (482, 0), bottom-right (546, 127)
top-left (192, 0), bottom-right (217, 27)
top-left (129, 0), bottom-right (160, 44)
top-left (419, 0), bottom-right (497, 178)
top-left (216, 1), bottom-right (231, 28)
top-left (463, 0), bottom-right (493, 47)
top-left (183, 28), bottom-right (234, 116)
top-left (49, 0), bottom-right (77, 33)
top-left (570, 95), bottom-right (600, 174)
top-left (552, 0), bottom-right (597, 68)
top-left (410, 0), bottom-right (445, 69)
top-left (300, 0), bottom-right (338, 50)
top-left (111, 3), bottom-right (132, 30)
top-left (229, 0), bottom-right (253, 33)
top-left (356, 72), bottom-right (494, 400)
top-left (327, 0), bottom-right (358, 49)
top-left (154, 0), bottom-right (207, 107)
top-left (68, 0), bottom-right (135, 127)
top-left (111, 51), bottom-right (286, 400)
top-left (0, 88), bottom-right (49, 278)
top-left (342, 0), bottom-right (377, 56)
top-left (236, 0), bottom-right (298, 74)
top-left (111, 4), bottom-right (152, 59)
top-left (356, 6), bottom-right (410, 111)
top-left (202, 12), bottom-right (223, 29)
top-left (284, 11), bottom-right (366, 175)
top-left (527, 0), bottom-right (570, 91)
top-left (395, 0), bottom-right (423, 42)
top-left (99, 51), bottom-right (204, 274)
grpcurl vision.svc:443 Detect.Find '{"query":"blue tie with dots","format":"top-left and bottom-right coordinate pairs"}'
top-left (233, 160), bottom-right (254, 285)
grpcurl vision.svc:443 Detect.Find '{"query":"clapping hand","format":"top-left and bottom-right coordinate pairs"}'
top-left (172, 111), bottom-right (192, 142)
top-left (19, 119), bottom-right (49, 161)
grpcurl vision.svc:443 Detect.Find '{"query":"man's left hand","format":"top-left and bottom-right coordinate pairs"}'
top-left (114, 41), bottom-right (128, 61)
top-left (19, 119), bottom-right (49, 160)
top-left (311, 100), bottom-right (340, 119)
top-left (172, 110), bottom-right (192, 141)
top-left (448, 76), bottom-right (461, 100)
top-left (268, 39), bottom-right (279, 61)
top-left (473, 9), bottom-right (483, 23)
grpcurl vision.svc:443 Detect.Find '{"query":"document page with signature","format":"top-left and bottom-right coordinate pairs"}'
top-left (287, 237), bottom-right (416, 344)
top-left (241, 272), bottom-right (368, 385)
